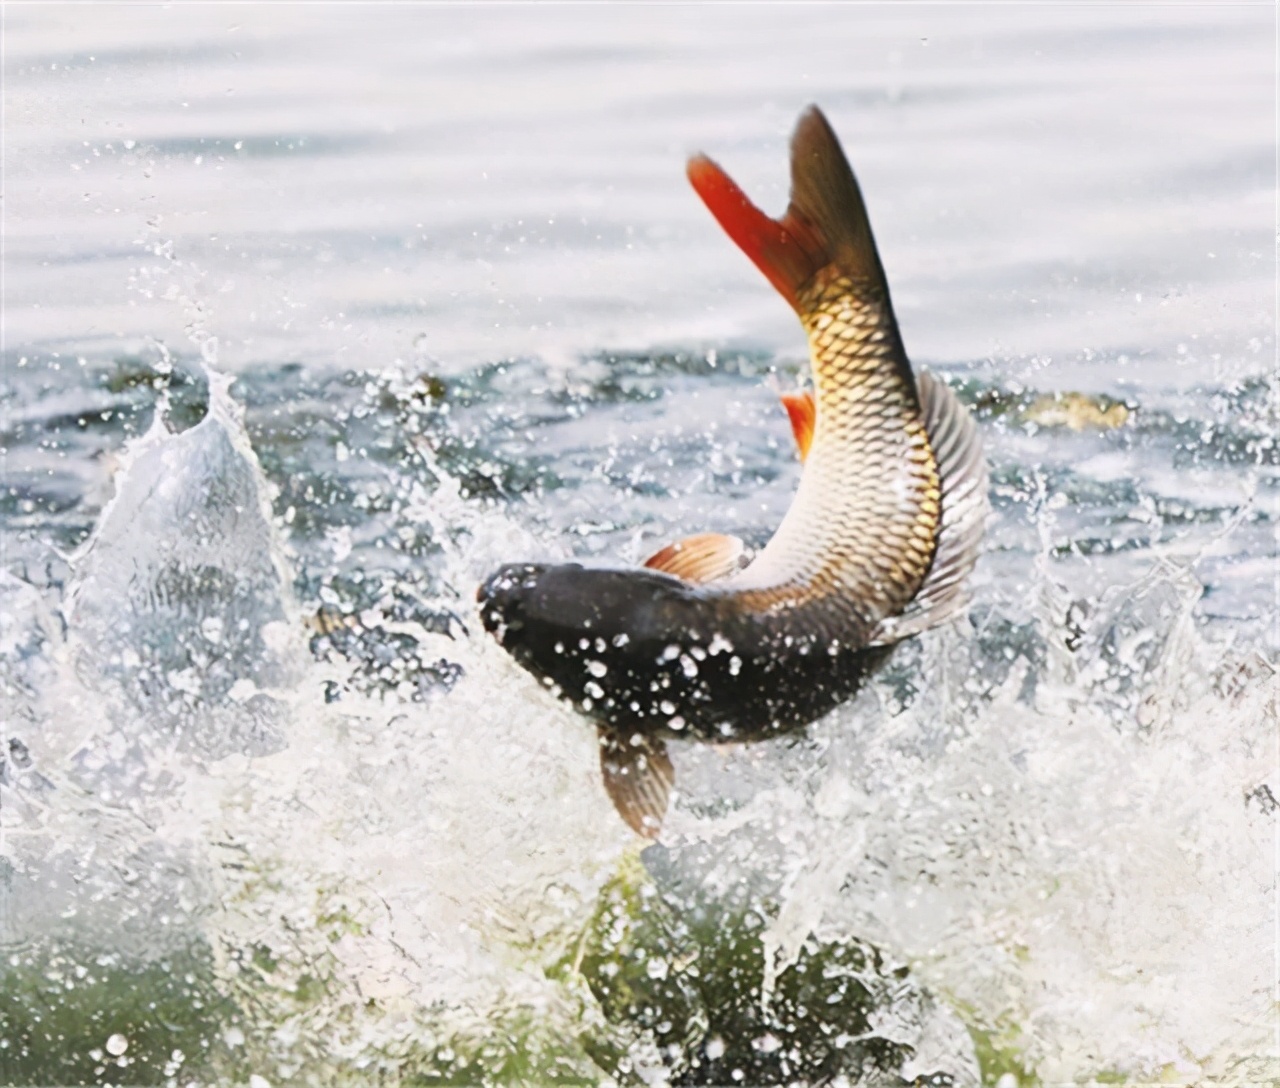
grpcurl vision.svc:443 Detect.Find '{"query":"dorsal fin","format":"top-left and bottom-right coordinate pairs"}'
top-left (870, 371), bottom-right (988, 644)
top-left (643, 532), bottom-right (744, 584)
top-left (779, 389), bottom-right (816, 461)
top-left (598, 728), bottom-right (672, 839)
top-left (687, 105), bottom-right (891, 312)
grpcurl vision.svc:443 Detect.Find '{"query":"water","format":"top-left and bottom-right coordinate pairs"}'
top-left (1, 6), bottom-right (1276, 1085)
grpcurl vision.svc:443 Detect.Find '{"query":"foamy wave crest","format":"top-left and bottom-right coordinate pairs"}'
top-left (2, 365), bottom-right (632, 1079)
top-left (665, 544), bottom-right (1275, 1082)
top-left (2, 360), bottom-right (1275, 1085)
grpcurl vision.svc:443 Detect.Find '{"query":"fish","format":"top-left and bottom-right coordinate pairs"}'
top-left (477, 106), bottom-right (987, 838)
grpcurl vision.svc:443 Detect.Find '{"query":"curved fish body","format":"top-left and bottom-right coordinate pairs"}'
top-left (478, 106), bottom-right (987, 836)
top-left (480, 561), bottom-right (895, 741)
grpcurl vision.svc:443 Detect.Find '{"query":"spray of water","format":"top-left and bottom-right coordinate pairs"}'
top-left (1, 358), bottom-right (1274, 1085)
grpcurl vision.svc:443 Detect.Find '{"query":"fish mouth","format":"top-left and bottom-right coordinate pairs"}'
top-left (476, 562), bottom-right (546, 645)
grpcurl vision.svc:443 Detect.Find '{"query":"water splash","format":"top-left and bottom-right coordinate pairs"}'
top-left (64, 367), bottom-right (299, 765)
top-left (2, 363), bottom-right (632, 1082)
top-left (2, 357), bottom-right (1275, 1085)
top-left (664, 546), bottom-right (1275, 1082)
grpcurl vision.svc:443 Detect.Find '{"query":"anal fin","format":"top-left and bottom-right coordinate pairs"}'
top-left (779, 389), bottom-right (816, 461)
top-left (599, 728), bottom-right (673, 839)
top-left (644, 532), bottom-right (744, 584)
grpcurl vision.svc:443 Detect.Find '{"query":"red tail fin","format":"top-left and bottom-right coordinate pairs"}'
top-left (687, 155), bottom-right (825, 310)
top-left (688, 106), bottom-right (889, 313)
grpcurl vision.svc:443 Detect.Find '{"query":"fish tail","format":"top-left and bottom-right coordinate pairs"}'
top-left (689, 107), bottom-right (945, 620)
top-left (687, 105), bottom-right (888, 315)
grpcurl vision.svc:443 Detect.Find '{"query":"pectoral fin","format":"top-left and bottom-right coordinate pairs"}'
top-left (643, 532), bottom-right (745, 584)
top-left (599, 728), bottom-right (673, 839)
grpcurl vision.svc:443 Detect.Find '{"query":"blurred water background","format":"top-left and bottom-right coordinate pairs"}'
top-left (1, 5), bottom-right (1276, 1086)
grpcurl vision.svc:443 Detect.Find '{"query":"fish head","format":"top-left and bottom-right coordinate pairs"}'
top-left (478, 561), bottom-right (680, 655)
top-left (477, 561), bottom-right (546, 645)
top-left (477, 562), bottom-right (615, 649)
top-left (476, 561), bottom-right (699, 712)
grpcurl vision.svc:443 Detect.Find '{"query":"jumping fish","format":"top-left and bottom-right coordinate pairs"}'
top-left (478, 106), bottom-right (987, 837)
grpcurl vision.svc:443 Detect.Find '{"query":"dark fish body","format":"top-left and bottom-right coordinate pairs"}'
top-left (479, 563), bottom-right (891, 744)
top-left (476, 106), bottom-right (988, 835)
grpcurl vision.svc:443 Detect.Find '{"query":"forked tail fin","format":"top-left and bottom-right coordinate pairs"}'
top-left (687, 105), bottom-right (892, 312)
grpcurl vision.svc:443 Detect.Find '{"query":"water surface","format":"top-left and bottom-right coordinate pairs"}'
top-left (1, 6), bottom-right (1276, 1086)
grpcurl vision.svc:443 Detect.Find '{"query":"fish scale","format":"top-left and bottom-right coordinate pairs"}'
top-left (729, 274), bottom-right (940, 622)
